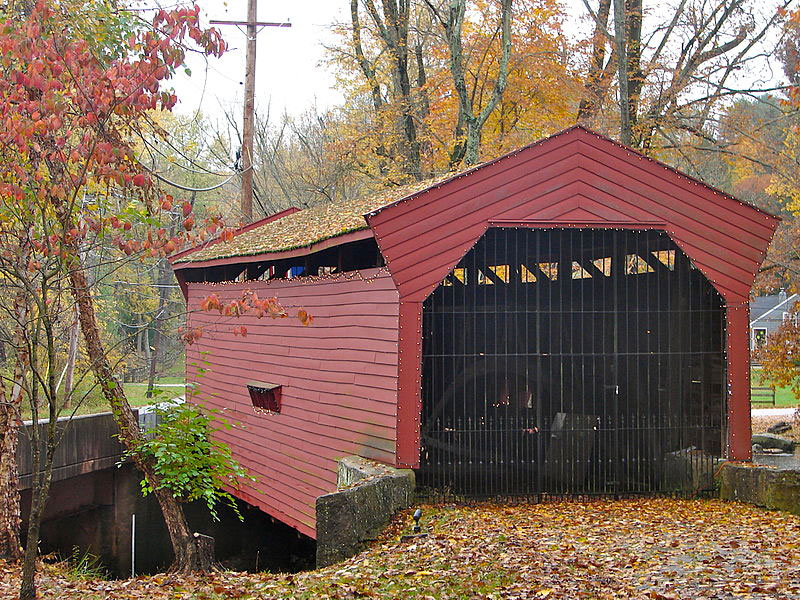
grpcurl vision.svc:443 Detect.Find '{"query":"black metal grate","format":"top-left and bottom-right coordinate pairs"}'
top-left (417, 228), bottom-right (725, 500)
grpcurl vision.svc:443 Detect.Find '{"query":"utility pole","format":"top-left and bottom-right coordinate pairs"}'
top-left (211, 3), bottom-right (291, 222)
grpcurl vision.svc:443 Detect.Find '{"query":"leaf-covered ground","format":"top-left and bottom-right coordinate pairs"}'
top-left (752, 413), bottom-right (799, 443)
top-left (1, 499), bottom-right (799, 599)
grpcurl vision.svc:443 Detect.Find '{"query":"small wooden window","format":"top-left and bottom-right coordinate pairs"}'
top-left (752, 328), bottom-right (767, 350)
top-left (247, 382), bottom-right (281, 413)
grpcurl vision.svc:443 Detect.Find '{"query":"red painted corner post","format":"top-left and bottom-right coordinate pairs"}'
top-left (173, 268), bottom-right (189, 301)
top-left (726, 302), bottom-right (751, 461)
top-left (396, 301), bottom-right (423, 468)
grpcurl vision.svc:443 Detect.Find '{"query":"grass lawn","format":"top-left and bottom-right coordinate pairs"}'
top-left (18, 379), bottom-right (185, 421)
top-left (120, 381), bottom-right (185, 407)
top-left (751, 367), bottom-right (798, 407)
top-left (751, 380), bottom-right (800, 408)
top-left (147, 375), bottom-right (185, 385)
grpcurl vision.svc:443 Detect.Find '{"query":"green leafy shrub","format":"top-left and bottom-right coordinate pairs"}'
top-left (126, 401), bottom-right (253, 521)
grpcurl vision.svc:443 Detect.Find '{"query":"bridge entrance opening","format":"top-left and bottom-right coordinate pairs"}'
top-left (417, 228), bottom-right (725, 497)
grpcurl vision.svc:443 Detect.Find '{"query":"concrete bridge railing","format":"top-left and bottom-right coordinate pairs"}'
top-left (17, 411), bottom-right (131, 490)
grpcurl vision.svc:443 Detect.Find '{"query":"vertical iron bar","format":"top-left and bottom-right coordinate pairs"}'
top-left (535, 230), bottom-right (543, 497)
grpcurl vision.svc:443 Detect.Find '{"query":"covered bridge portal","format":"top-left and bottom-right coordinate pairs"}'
top-left (172, 127), bottom-right (778, 538)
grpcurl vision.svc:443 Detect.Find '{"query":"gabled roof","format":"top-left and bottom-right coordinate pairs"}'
top-left (365, 125), bottom-right (780, 304)
top-left (173, 126), bottom-right (779, 302)
top-left (750, 293), bottom-right (798, 323)
top-left (172, 172), bottom-right (459, 264)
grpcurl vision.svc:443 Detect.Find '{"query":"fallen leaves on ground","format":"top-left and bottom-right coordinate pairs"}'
top-left (1, 498), bottom-right (799, 599)
top-left (752, 414), bottom-right (800, 443)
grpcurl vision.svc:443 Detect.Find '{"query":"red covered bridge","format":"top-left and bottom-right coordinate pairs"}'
top-left (171, 126), bottom-right (778, 539)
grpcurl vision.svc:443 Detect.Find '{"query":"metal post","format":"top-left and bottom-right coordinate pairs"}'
top-left (131, 513), bottom-right (136, 578)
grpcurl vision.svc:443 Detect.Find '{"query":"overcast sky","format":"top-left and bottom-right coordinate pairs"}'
top-left (167, 1), bottom-right (349, 126)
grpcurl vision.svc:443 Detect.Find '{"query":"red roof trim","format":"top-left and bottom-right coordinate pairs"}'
top-left (171, 228), bottom-right (374, 271)
top-left (489, 219), bottom-right (668, 229)
top-left (236, 207), bottom-right (302, 234)
top-left (168, 207), bottom-right (301, 264)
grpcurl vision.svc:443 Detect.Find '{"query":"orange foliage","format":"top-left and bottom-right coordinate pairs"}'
top-left (2, 499), bottom-right (799, 598)
top-left (329, 0), bottom-right (579, 183)
top-left (191, 290), bottom-right (311, 344)
top-left (423, 0), bottom-right (578, 171)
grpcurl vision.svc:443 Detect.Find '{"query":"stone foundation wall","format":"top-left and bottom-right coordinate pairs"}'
top-left (315, 456), bottom-right (415, 567)
top-left (719, 463), bottom-right (800, 516)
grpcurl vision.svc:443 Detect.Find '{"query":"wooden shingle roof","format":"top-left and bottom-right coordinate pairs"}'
top-left (173, 172), bottom-right (458, 264)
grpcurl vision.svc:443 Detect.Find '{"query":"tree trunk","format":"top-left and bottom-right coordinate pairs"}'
top-left (142, 324), bottom-right (151, 369)
top-left (155, 485), bottom-right (215, 571)
top-left (60, 305), bottom-right (79, 410)
top-left (146, 259), bottom-right (172, 398)
top-left (20, 397), bottom-right (62, 599)
top-left (360, 0), bottom-right (422, 179)
top-left (20, 257), bottom-right (69, 600)
top-left (0, 296), bottom-right (28, 561)
top-left (19, 450), bottom-right (54, 600)
top-left (464, 117), bottom-right (482, 166)
top-left (577, 0), bottom-right (614, 123)
top-left (0, 403), bottom-right (22, 560)
top-left (65, 255), bottom-right (213, 572)
top-left (435, 0), bottom-right (512, 167)
top-left (613, 0), bottom-right (631, 145)
top-left (625, 0), bottom-right (643, 139)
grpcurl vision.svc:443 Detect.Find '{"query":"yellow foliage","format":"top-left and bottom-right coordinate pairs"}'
top-left (768, 127), bottom-right (800, 214)
top-left (328, 0), bottom-right (579, 183)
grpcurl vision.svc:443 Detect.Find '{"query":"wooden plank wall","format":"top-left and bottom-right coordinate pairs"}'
top-left (368, 126), bottom-right (779, 304)
top-left (185, 268), bottom-right (400, 538)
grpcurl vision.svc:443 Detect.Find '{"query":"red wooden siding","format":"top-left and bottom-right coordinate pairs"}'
top-left (184, 268), bottom-right (399, 538)
top-left (727, 302), bottom-right (753, 460)
top-left (366, 126), bottom-right (778, 468)
top-left (368, 127), bottom-right (777, 304)
top-left (395, 301), bottom-right (423, 466)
